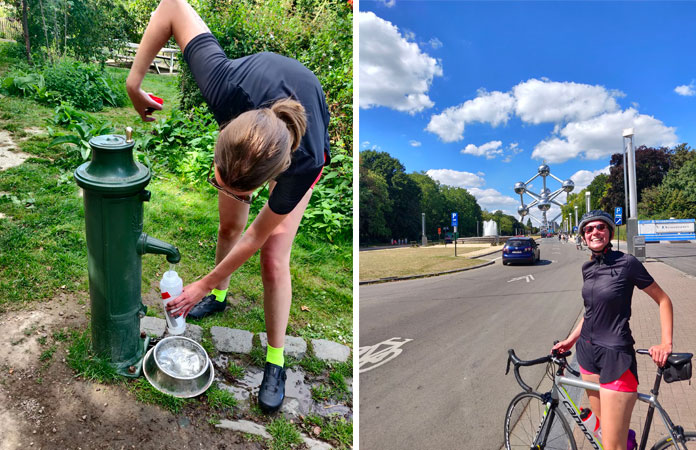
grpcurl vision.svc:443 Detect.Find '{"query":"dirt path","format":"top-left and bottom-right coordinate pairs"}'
top-left (0, 295), bottom-right (262, 450)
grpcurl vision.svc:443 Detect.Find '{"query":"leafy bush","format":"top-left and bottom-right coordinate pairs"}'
top-left (1, 58), bottom-right (128, 111)
top-left (47, 104), bottom-right (115, 165)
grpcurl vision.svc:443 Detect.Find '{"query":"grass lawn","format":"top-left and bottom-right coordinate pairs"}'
top-left (0, 42), bottom-right (352, 346)
top-left (359, 245), bottom-right (490, 280)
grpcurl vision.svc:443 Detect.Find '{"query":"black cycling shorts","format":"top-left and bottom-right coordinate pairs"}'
top-left (576, 338), bottom-right (639, 385)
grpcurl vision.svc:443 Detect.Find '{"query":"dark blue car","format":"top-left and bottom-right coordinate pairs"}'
top-left (502, 237), bottom-right (540, 265)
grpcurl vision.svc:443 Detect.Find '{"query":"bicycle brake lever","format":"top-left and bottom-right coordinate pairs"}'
top-left (505, 355), bottom-right (511, 375)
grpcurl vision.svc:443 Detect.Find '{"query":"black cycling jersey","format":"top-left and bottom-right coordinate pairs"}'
top-left (183, 33), bottom-right (331, 214)
top-left (580, 250), bottom-right (654, 350)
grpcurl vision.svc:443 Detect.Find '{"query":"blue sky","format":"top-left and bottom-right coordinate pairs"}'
top-left (358, 1), bottom-right (696, 225)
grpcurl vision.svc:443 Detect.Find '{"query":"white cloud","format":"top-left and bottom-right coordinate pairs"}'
top-left (513, 78), bottom-right (622, 124)
top-left (531, 108), bottom-right (678, 163)
top-left (409, 140), bottom-right (422, 147)
top-left (429, 37), bottom-right (443, 49)
top-left (379, 0), bottom-right (396, 7)
top-left (461, 140), bottom-right (503, 159)
top-left (468, 188), bottom-right (519, 209)
top-left (425, 169), bottom-right (484, 188)
top-left (675, 81), bottom-right (696, 96)
top-left (426, 90), bottom-right (515, 142)
top-left (502, 142), bottom-right (523, 163)
top-left (359, 12), bottom-right (443, 114)
top-left (570, 166), bottom-right (610, 192)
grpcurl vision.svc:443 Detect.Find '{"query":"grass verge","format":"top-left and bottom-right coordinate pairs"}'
top-left (359, 245), bottom-right (491, 280)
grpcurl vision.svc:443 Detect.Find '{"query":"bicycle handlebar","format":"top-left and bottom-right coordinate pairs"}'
top-left (506, 349), bottom-right (579, 392)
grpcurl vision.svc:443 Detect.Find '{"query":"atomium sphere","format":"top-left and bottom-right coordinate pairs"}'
top-left (538, 164), bottom-right (550, 176)
top-left (537, 200), bottom-right (551, 212)
top-left (541, 188), bottom-right (551, 197)
top-left (517, 205), bottom-right (529, 216)
top-left (514, 182), bottom-right (526, 194)
top-left (563, 179), bottom-right (575, 192)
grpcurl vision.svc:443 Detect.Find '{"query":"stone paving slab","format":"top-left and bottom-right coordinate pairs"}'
top-left (215, 419), bottom-right (271, 439)
top-left (258, 332), bottom-right (307, 359)
top-left (140, 316), bottom-right (166, 337)
top-left (311, 339), bottom-right (351, 362)
top-left (211, 327), bottom-right (253, 354)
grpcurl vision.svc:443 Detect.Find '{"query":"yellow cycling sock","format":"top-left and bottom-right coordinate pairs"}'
top-left (211, 288), bottom-right (227, 303)
top-left (266, 344), bottom-right (284, 367)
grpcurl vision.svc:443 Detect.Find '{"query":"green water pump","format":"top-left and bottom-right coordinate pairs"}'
top-left (74, 128), bottom-right (180, 377)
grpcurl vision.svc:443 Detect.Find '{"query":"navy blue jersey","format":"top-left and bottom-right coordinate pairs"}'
top-left (580, 250), bottom-right (654, 350)
top-left (183, 33), bottom-right (330, 214)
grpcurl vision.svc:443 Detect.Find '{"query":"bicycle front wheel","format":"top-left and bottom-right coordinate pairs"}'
top-left (504, 392), bottom-right (577, 450)
top-left (651, 431), bottom-right (696, 449)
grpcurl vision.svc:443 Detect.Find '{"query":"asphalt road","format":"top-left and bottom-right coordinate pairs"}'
top-left (359, 238), bottom-right (589, 450)
top-left (646, 241), bottom-right (696, 277)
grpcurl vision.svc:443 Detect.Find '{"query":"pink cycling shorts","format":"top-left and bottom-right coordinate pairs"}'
top-left (579, 365), bottom-right (638, 392)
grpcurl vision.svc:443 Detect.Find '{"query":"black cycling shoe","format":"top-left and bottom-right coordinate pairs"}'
top-left (258, 362), bottom-right (286, 413)
top-left (187, 294), bottom-right (227, 319)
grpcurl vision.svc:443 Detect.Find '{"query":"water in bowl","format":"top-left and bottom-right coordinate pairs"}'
top-left (157, 345), bottom-right (205, 377)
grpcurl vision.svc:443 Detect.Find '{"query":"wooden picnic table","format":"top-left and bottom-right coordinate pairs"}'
top-left (116, 42), bottom-right (180, 74)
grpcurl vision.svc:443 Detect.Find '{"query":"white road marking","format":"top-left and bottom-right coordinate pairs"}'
top-left (508, 274), bottom-right (535, 283)
top-left (359, 337), bottom-right (413, 373)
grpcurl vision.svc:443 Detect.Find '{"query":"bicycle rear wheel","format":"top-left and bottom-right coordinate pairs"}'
top-left (504, 392), bottom-right (577, 450)
top-left (651, 431), bottom-right (696, 449)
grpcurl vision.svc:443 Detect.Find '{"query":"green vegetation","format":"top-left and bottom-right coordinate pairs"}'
top-left (65, 329), bottom-right (120, 383)
top-left (131, 377), bottom-right (189, 414)
top-left (561, 144), bottom-right (696, 221)
top-left (205, 386), bottom-right (237, 411)
top-left (302, 414), bottom-right (353, 449)
top-left (360, 150), bottom-right (527, 245)
top-left (266, 417), bottom-right (303, 450)
top-left (227, 361), bottom-right (245, 379)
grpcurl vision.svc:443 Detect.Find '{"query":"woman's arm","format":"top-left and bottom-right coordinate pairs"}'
top-left (642, 281), bottom-right (673, 367)
top-left (166, 204), bottom-right (286, 317)
top-left (551, 316), bottom-right (584, 354)
top-left (126, 0), bottom-right (209, 121)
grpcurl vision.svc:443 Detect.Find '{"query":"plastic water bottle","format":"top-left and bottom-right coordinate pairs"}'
top-left (580, 408), bottom-right (602, 442)
top-left (160, 270), bottom-right (186, 335)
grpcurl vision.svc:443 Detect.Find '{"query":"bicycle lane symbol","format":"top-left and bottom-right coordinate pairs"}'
top-left (359, 337), bottom-right (413, 373)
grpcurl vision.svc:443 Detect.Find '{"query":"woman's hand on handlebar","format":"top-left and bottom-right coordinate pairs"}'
top-left (649, 342), bottom-right (672, 367)
top-left (552, 338), bottom-right (576, 355)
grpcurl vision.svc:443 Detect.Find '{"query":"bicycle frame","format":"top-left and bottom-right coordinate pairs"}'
top-left (554, 374), bottom-right (688, 450)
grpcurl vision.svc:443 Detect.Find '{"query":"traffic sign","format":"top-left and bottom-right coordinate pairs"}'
top-left (451, 212), bottom-right (458, 227)
top-left (614, 207), bottom-right (623, 226)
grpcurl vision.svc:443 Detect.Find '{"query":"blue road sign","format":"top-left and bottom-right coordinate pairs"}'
top-left (615, 207), bottom-right (623, 226)
top-left (451, 212), bottom-right (458, 227)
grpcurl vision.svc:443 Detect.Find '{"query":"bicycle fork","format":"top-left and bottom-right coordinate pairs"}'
top-left (532, 393), bottom-right (555, 449)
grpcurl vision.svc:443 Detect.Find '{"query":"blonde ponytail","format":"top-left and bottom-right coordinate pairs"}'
top-left (270, 98), bottom-right (307, 152)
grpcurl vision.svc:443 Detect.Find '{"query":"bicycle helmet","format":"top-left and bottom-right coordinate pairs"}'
top-left (578, 209), bottom-right (615, 239)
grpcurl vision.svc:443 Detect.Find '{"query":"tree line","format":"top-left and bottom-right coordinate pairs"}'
top-left (360, 150), bottom-right (527, 245)
top-left (561, 144), bottom-right (696, 223)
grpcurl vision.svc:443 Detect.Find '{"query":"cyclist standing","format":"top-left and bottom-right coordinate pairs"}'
top-left (552, 210), bottom-right (673, 450)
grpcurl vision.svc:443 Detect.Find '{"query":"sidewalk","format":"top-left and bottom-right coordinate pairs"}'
top-left (573, 260), bottom-right (696, 448)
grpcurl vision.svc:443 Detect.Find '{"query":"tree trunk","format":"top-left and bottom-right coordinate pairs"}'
top-left (21, 0), bottom-right (32, 65)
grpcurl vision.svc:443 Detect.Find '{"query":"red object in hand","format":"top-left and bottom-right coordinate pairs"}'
top-left (149, 94), bottom-right (164, 105)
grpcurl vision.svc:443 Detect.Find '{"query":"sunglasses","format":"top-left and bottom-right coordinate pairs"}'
top-left (206, 162), bottom-right (254, 205)
top-left (583, 223), bottom-right (608, 234)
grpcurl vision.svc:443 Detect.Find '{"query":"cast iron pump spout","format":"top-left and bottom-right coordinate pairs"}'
top-left (137, 234), bottom-right (181, 264)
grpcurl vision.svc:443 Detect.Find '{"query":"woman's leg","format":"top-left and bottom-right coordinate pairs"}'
top-left (260, 183), bottom-right (314, 349)
top-left (215, 192), bottom-right (250, 290)
top-left (598, 388), bottom-right (637, 450)
top-left (581, 372), bottom-right (602, 420)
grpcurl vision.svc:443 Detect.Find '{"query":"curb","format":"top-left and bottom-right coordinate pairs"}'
top-left (359, 259), bottom-right (496, 285)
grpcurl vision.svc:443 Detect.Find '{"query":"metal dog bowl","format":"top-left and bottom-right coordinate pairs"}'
top-left (143, 336), bottom-right (214, 398)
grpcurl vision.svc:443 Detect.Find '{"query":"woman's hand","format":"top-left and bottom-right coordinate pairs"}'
top-left (166, 279), bottom-right (211, 318)
top-left (649, 343), bottom-right (672, 367)
top-left (126, 86), bottom-right (162, 122)
top-left (551, 338), bottom-right (576, 355)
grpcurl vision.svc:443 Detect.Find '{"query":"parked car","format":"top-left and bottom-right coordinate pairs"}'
top-left (502, 237), bottom-right (540, 265)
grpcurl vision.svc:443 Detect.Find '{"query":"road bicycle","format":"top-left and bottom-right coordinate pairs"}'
top-left (504, 348), bottom-right (694, 449)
